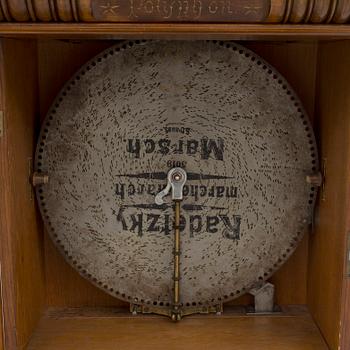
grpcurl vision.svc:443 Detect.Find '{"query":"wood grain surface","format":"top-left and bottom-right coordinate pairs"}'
top-left (0, 276), bottom-right (3, 350)
top-left (0, 41), bottom-right (4, 350)
top-left (1, 0), bottom-right (350, 23)
top-left (0, 38), bottom-right (46, 350)
top-left (2, 23), bottom-right (350, 40)
top-left (0, 35), bottom-right (348, 350)
top-left (26, 307), bottom-right (328, 350)
top-left (307, 40), bottom-right (350, 350)
top-left (340, 279), bottom-right (350, 349)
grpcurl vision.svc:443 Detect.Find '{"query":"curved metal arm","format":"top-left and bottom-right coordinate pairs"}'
top-left (155, 167), bottom-right (187, 204)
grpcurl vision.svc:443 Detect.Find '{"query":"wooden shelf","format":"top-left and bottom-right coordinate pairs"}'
top-left (26, 306), bottom-right (328, 350)
top-left (0, 23), bottom-right (350, 40)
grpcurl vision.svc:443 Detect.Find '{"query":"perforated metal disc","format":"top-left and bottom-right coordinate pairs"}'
top-left (35, 41), bottom-right (318, 308)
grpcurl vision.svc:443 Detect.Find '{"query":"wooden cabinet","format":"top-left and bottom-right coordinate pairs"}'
top-left (0, 22), bottom-right (350, 350)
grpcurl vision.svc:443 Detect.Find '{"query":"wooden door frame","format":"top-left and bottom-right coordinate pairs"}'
top-left (340, 279), bottom-right (350, 349)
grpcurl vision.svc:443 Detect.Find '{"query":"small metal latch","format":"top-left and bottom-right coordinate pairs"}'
top-left (155, 167), bottom-right (187, 205)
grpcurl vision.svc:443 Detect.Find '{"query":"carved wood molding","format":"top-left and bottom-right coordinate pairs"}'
top-left (0, 0), bottom-right (349, 24)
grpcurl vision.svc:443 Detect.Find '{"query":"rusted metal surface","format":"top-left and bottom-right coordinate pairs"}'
top-left (35, 41), bottom-right (318, 310)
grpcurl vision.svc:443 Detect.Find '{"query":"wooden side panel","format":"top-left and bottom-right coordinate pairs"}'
top-left (38, 40), bottom-right (317, 308)
top-left (340, 279), bottom-right (350, 349)
top-left (0, 39), bottom-right (45, 349)
top-left (246, 42), bottom-right (318, 122)
top-left (0, 46), bottom-right (5, 350)
top-left (0, 271), bottom-right (4, 350)
top-left (308, 41), bottom-right (350, 350)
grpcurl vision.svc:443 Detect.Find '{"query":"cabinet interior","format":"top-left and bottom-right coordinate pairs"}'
top-left (0, 38), bottom-right (349, 350)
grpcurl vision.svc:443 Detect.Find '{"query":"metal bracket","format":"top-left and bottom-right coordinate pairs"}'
top-left (0, 111), bottom-right (3, 139)
top-left (130, 303), bottom-right (223, 318)
top-left (305, 162), bottom-right (325, 201)
top-left (248, 282), bottom-right (276, 314)
top-left (306, 172), bottom-right (323, 187)
top-left (31, 172), bottom-right (49, 187)
top-left (306, 168), bottom-right (324, 232)
top-left (321, 158), bottom-right (327, 201)
top-left (155, 167), bottom-right (187, 205)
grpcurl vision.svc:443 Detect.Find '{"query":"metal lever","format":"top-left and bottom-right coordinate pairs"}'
top-left (155, 168), bottom-right (187, 204)
top-left (155, 167), bottom-right (187, 321)
top-left (131, 166), bottom-right (222, 320)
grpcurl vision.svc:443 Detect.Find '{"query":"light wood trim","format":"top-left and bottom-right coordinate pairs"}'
top-left (0, 37), bottom-right (17, 350)
top-left (0, 23), bottom-right (350, 39)
top-left (340, 279), bottom-right (350, 348)
top-left (0, 39), bottom-right (4, 350)
top-left (0, 38), bottom-right (46, 350)
top-left (340, 140), bottom-right (350, 348)
top-left (0, 263), bottom-right (4, 350)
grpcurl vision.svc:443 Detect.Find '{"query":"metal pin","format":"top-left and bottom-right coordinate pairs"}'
top-left (306, 172), bottom-right (322, 187)
top-left (32, 172), bottom-right (49, 186)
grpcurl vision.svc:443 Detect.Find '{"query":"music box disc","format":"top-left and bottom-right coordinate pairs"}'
top-left (35, 41), bottom-right (318, 308)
